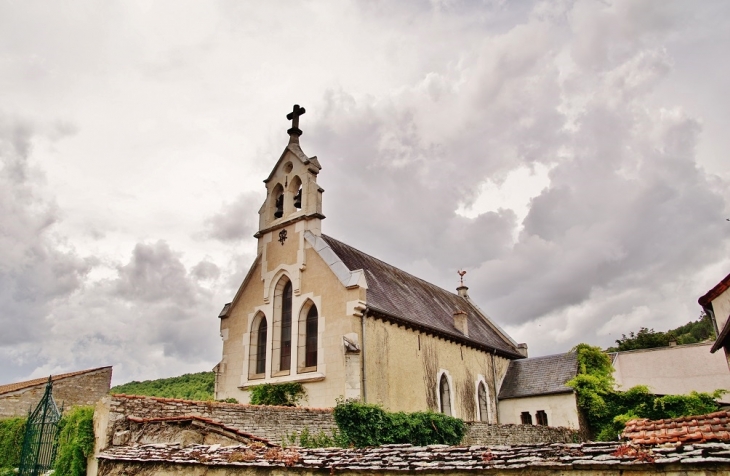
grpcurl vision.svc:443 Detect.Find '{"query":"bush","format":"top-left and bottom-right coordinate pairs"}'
top-left (333, 399), bottom-right (466, 447)
top-left (55, 406), bottom-right (95, 476)
top-left (0, 417), bottom-right (26, 470)
top-left (249, 382), bottom-right (305, 406)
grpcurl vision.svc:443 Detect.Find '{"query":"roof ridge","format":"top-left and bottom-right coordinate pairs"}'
top-left (321, 234), bottom-right (464, 299)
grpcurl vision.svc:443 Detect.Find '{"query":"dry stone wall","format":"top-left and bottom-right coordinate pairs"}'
top-left (103, 395), bottom-right (578, 446)
top-left (0, 367), bottom-right (112, 418)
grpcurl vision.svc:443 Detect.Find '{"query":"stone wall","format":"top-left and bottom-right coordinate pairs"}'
top-left (0, 367), bottom-right (112, 418)
top-left (101, 395), bottom-right (578, 447)
top-left (463, 421), bottom-right (576, 445)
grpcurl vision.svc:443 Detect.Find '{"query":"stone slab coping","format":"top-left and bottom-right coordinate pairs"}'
top-left (99, 441), bottom-right (730, 471)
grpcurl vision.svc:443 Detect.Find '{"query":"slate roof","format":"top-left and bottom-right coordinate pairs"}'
top-left (498, 353), bottom-right (578, 399)
top-left (0, 366), bottom-right (112, 396)
top-left (98, 441), bottom-right (730, 471)
top-left (623, 411), bottom-right (730, 445)
top-left (320, 234), bottom-right (522, 358)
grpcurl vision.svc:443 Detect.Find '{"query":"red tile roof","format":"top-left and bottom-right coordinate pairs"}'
top-left (622, 411), bottom-right (730, 445)
top-left (699, 272), bottom-right (730, 307)
top-left (0, 366), bottom-right (112, 396)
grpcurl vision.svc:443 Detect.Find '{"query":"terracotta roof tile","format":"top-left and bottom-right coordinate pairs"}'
top-left (623, 411), bottom-right (730, 444)
top-left (0, 366), bottom-right (112, 396)
top-left (321, 234), bottom-right (521, 358)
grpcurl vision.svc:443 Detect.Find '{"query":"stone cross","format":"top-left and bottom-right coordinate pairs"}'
top-left (286, 104), bottom-right (306, 136)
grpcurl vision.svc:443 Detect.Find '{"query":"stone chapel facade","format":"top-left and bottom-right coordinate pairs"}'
top-left (214, 106), bottom-right (527, 423)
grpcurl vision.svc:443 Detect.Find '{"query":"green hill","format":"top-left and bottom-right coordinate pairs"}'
top-left (606, 312), bottom-right (716, 352)
top-left (110, 371), bottom-right (215, 401)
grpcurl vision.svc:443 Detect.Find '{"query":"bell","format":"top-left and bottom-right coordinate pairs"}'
top-left (274, 194), bottom-right (284, 218)
top-left (293, 188), bottom-right (302, 209)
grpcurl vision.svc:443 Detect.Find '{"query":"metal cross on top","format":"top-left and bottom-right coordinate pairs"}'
top-left (286, 104), bottom-right (306, 136)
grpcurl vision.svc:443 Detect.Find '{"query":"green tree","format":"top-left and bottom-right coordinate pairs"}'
top-left (110, 371), bottom-right (215, 400)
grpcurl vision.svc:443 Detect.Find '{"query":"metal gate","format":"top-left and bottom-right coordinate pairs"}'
top-left (18, 377), bottom-right (61, 476)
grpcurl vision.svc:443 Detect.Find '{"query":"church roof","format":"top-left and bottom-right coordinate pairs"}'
top-left (320, 234), bottom-right (522, 358)
top-left (498, 353), bottom-right (578, 399)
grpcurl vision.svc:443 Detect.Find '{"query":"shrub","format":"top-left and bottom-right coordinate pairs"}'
top-left (249, 382), bottom-right (305, 406)
top-left (55, 406), bottom-right (95, 476)
top-left (333, 399), bottom-right (466, 447)
top-left (0, 417), bottom-right (26, 470)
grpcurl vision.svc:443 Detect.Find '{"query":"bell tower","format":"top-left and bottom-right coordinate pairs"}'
top-left (255, 105), bottom-right (324, 246)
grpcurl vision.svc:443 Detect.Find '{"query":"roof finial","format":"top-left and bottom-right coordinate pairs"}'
top-left (457, 270), bottom-right (469, 297)
top-left (286, 104), bottom-right (306, 138)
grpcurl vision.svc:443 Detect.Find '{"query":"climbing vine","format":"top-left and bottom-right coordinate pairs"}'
top-left (249, 382), bottom-right (306, 406)
top-left (567, 344), bottom-right (725, 441)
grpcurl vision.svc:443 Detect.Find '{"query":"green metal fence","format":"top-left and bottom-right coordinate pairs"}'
top-left (18, 377), bottom-right (61, 476)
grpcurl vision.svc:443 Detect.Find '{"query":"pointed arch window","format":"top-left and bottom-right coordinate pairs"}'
top-left (439, 374), bottom-right (452, 416)
top-left (477, 382), bottom-right (489, 422)
top-left (289, 175), bottom-right (303, 211)
top-left (248, 314), bottom-right (267, 378)
top-left (272, 277), bottom-right (293, 374)
top-left (298, 301), bottom-right (318, 372)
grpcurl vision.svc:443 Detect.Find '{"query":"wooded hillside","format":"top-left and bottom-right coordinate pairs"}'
top-left (110, 371), bottom-right (215, 401)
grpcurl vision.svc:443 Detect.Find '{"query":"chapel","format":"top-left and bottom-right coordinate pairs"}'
top-left (214, 105), bottom-right (529, 423)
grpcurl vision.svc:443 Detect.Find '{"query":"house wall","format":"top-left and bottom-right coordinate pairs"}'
top-left (216, 222), bottom-right (364, 409)
top-left (611, 342), bottom-right (730, 400)
top-left (711, 286), bottom-right (730, 333)
top-left (497, 393), bottom-right (580, 429)
top-left (0, 367), bottom-right (112, 418)
top-left (363, 318), bottom-right (511, 423)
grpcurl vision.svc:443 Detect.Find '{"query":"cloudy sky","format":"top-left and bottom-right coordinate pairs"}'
top-left (1, 0), bottom-right (729, 386)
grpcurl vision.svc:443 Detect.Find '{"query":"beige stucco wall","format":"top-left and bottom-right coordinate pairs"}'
top-left (712, 286), bottom-right (730, 335)
top-left (217, 219), bottom-right (364, 408)
top-left (497, 393), bottom-right (580, 429)
top-left (611, 342), bottom-right (730, 400)
top-left (363, 318), bottom-right (510, 422)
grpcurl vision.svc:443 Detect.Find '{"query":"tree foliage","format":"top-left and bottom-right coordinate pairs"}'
top-left (606, 312), bottom-right (716, 352)
top-left (110, 371), bottom-right (215, 400)
top-left (332, 399), bottom-right (466, 447)
top-left (249, 383), bottom-right (305, 407)
top-left (567, 344), bottom-right (725, 441)
top-left (55, 406), bottom-right (95, 476)
top-left (0, 417), bottom-right (25, 471)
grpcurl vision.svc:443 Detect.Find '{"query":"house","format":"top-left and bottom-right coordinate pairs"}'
top-left (497, 352), bottom-right (580, 429)
top-left (611, 342), bottom-right (730, 402)
top-left (214, 105), bottom-right (527, 421)
top-left (0, 366), bottom-right (112, 418)
top-left (699, 272), bottom-right (730, 369)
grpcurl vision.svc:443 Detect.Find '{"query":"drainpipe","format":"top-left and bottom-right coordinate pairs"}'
top-left (491, 349), bottom-right (499, 424)
top-left (361, 306), bottom-right (368, 403)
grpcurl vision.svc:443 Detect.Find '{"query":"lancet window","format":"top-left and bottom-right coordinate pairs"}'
top-left (248, 313), bottom-right (267, 378)
top-left (272, 277), bottom-right (293, 374)
top-left (439, 374), bottom-right (452, 416)
top-left (477, 382), bottom-right (489, 422)
top-left (298, 301), bottom-right (318, 371)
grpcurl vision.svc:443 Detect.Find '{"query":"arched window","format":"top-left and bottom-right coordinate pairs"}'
top-left (298, 301), bottom-right (318, 372)
top-left (248, 314), bottom-right (267, 378)
top-left (439, 374), bottom-right (452, 416)
top-left (272, 277), bottom-right (292, 374)
top-left (478, 382), bottom-right (489, 422)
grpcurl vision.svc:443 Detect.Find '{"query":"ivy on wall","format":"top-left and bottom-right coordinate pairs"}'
top-left (55, 406), bottom-right (95, 476)
top-left (567, 343), bottom-right (725, 441)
